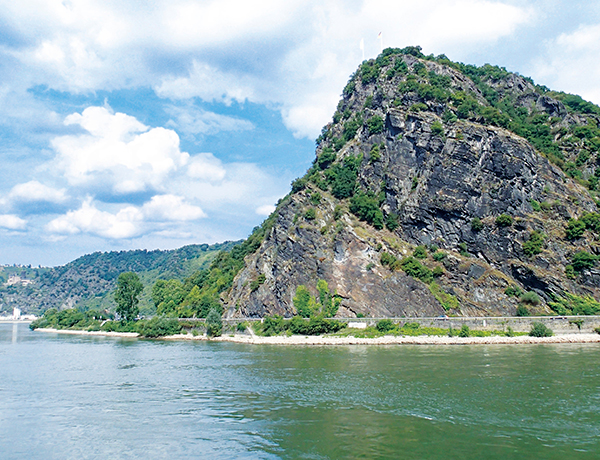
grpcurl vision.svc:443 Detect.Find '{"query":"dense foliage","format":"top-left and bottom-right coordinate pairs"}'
top-left (548, 293), bottom-right (600, 315)
top-left (147, 206), bottom-right (282, 318)
top-left (254, 315), bottom-right (347, 336)
top-left (1, 242), bottom-right (234, 316)
top-left (114, 272), bottom-right (143, 321)
top-left (293, 280), bottom-right (341, 318)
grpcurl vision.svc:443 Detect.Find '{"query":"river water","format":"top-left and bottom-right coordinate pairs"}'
top-left (1, 322), bottom-right (599, 459)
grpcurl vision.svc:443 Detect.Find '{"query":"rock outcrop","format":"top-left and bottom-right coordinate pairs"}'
top-left (224, 47), bottom-right (600, 318)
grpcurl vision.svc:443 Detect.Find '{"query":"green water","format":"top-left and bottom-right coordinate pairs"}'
top-left (1, 323), bottom-right (599, 459)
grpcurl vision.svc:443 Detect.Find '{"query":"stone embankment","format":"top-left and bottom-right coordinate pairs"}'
top-left (185, 315), bottom-right (600, 334)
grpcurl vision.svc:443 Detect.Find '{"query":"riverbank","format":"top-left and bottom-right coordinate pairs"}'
top-left (36, 328), bottom-right (139, 338)
top-left (35, 328), bottom-right (600, 345)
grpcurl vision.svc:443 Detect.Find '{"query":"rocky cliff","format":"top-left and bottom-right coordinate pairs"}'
top-left (224, 47), bottom-right (600, 318)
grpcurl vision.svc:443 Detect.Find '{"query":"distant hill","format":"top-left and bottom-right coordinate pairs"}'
top-left (0, 242), bottom-right (239, 315)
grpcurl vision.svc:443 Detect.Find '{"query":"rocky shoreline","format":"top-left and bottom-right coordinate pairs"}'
top-left (35, 328), bottom-right (600, 345)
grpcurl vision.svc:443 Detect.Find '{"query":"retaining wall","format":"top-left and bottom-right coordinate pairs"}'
top-left (181, 316), bottom-right (600, 334)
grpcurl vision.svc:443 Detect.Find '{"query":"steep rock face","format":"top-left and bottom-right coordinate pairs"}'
top-left (224, 49), bottom-right (600, 318)
top-left (227, 193), bottom-right (445, 318)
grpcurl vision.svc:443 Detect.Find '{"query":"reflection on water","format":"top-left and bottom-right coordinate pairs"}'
top-left (1, 323), bottom-right (599, 460)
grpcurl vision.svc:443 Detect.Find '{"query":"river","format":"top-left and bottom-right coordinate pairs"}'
top-left (1, 322), bottom-right (599, 459)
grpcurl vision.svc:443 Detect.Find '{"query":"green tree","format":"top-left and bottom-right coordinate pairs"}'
top-left (114, 272), bottom-right (143, 321)
top-left (206, 308), bottom-right (223, 337)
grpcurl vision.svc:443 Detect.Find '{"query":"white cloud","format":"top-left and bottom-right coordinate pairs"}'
top-left (530, 23), bottom-right (600, 105)
top-left (0, 214), bottom-right (27, 230)
top-left (46, 198), bottom-right (143, 239)
top-left (46, 194), bottom-right (205, 239)
top-left (187, 153), bottom-right (227, 182)
top-left (165, 105), bottom-right (254, 135)
top-left (9, 181), bottom-right (67, 203)
top-left (178, 162), bottom-right (287, 209)
top-left (142, 194), bottom-right (206, 221)
top-left (51, 106), bottom-right (189, 193)
top-left (256, 204), bottom-right (276, 216)
top-left (0, 1), bottom-right (534, 140)
top-left (156, 61), bottom-right (258, 104)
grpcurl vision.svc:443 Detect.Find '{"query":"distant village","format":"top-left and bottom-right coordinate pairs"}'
top-left (0, 307), bottom-right (37, 322)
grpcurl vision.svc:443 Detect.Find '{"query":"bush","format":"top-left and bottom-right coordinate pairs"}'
top-left (349, 191), bottom-right (384, 229)
top-left (571, 251), bottom-right (598, 272)
top-left (369, 144), bottom-right (381, 162)
top-left (333, 205), bottom-right (344, 220)
top-left (595, 327), bottom-right (600, 335)
top-left (505, 285), bottom-right (523, 297)
top-left (376, 319), bottom-right (395, 333)
top-left (291, 177), bottom-right (307, 193)
top-left (431, 120), bottom-right (444, 136)
top-left (516, 305), bottom-right (530, 317)
top-left (206, 308), bottom-right (223, 337)
top-left (529, 322), bottom-right (553, 337)
top-left (137, 317), bottom-right (182, 338)
top-left (565, 219), bottom-right (586, 240)
top-left (522, 231), bottom-right (545, 257)
top-left (304, 208), bottom-right (316, 220)
top-left (380, 252), bottom-right (401, 270)
top-left (385, 213), bottom-right (399, 231)
top-left (495, 214), bottom-right (513, 227)
top-left (293, 285), bottom-right (316, 318)
top-left (328, 157), bottom-right (359, 199)
top-left (413, 245), bottom-right (427, 259)
top-left (316, 148), bottom-right (336, 169)
top-left (310, 192), bottom-right (321, 205)
top-left (409, 102), bottom-right (428, 112)
top-left (471, 217), bottom-right (483, 231)
top-left (458, 324), bottom-right (470, 337)
top-left (432, 266), bottom-right (444, 277)
top-left (520, 291), bottom-right (541, 305)
top-left (367, 116), bottom-right (384, 135)
top-left (400, 256), bottom-right (433, 283)
top-left (287, 315), bottom-right (346, 335)
top-left (432, 251), bottom-right (446, 262)
top-left (249, 274), bottom-right (266, 292)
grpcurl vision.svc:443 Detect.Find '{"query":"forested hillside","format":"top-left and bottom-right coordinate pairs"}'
top-left (0, 242), bottom-right (237, 315)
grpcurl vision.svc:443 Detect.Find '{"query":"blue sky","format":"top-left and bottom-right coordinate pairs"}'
top-left (1, 0), bottom-right (600, 266)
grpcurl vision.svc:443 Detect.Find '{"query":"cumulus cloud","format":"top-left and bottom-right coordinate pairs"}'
top-left (153, 0), bottom-right (532, 138)
top-left (530, 23), bottom-right (600, 104)
top-left (9, 181), bottom-right (67, 203)
top-left (142, 194), bottom-right (206, 221)
top-left (46, 198), bottom-right (143, 239)
top-left (46, 194), bottom-right (205, 239)
top-left (51, 106), bottom-right (189, 193)
top-left (0, 214), bottom-right (27, 230)
top-left (187, 153), bottom-right (227, 182)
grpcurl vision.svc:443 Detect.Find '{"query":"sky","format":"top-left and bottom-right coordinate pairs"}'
top-left (2, 0), bottom-right (600, 267)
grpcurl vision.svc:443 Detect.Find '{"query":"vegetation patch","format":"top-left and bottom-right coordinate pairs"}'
top-left (293, 280), bottom-right (341, 318)
top-left (549, 293), bottom-right (600, 315)
top-left (429, 282), bottom-right (459, 311)
top-left (529, 322), bottom-right (553, 337)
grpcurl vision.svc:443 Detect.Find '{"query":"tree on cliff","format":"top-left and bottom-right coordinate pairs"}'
top-left (115, 272), bottom-right (143, 321)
